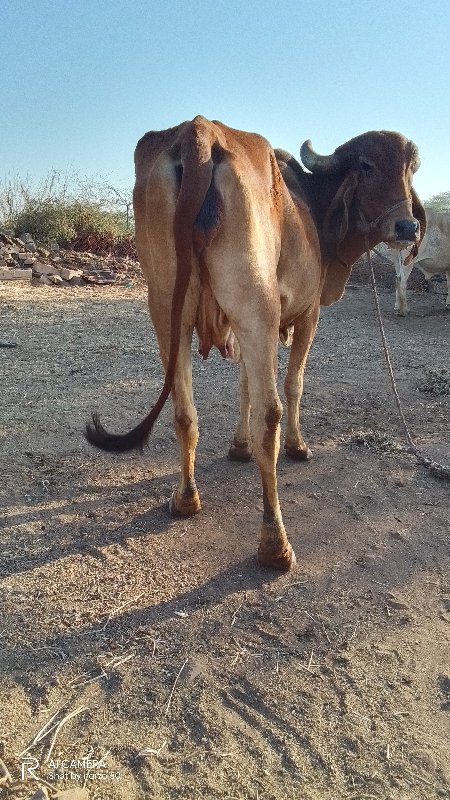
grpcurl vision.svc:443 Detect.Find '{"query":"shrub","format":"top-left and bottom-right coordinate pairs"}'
top-left (14, 200), bottom-right (131, 248)
top-left (14, 201), bottom-right (76, 245)
top-left (419, 368), bottom-right (450, 397)
top-left (1, 170), bottom-right (134, 249)
top-left (71, 230), bottom-right (137, 258)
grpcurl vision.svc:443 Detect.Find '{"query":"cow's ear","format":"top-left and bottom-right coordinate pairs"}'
top-left (404, 188), bottom-right (427, 265)
top-left (323, 171), bottom-right (358, 255)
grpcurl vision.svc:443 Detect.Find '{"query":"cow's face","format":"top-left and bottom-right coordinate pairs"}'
top-left (301, 132), bottom-right (426, 259)
top-left (352, 132), bottom-right (422, 246)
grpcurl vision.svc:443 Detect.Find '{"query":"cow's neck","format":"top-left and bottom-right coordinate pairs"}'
top-left (290, 171), bottom-right (386, 305)
top-left (309, 177), bottom-right (383, 305)
top-left (338, 225), bottom-right (380, 268)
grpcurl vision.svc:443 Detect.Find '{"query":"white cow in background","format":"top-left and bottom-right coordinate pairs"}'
top-left (389, 208), bottom-right (450, 315)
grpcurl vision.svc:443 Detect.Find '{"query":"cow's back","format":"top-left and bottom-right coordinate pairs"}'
top-left (416, 209), bottom-right (450, 274)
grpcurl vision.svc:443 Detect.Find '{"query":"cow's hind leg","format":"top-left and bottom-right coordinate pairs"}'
top-left (229, 361), bottom-right (253, 461)
top-left (168, 334), bottom-right (201, 517)
top-left (284, 304), bottom-right (320, 460)
top-left (148, 289), bottom-right (201, 518)
top-left (238, 331), bottom-right (295, 571)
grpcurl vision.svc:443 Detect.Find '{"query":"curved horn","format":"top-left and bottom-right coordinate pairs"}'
top-left (300, 139), bottom-right (340, 174)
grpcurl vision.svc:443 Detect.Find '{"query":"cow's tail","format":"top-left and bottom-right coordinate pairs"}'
top-left (85, 124), bottom-right (214, 453)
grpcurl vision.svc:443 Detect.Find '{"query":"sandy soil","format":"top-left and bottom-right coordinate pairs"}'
top-left (0, 277), bottom-right (449, 800)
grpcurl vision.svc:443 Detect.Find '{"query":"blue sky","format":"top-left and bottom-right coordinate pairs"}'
top-left (2, 0), bottom-right (449, 202)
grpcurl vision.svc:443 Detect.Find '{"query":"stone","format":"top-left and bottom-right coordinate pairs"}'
top-left (32, 263), bottom-right (60, 276)
top-left (0, 268), bottom-right (32, 281)
top-left (83, 266), bottom-right (116, 284)
top-left (30, 788), bottom-right (50, 800)
top-left (48, 273), bottom-right (63, 285)
top-left (60, 267), bottom-right (83, 281)
top-left (39, 274), bottom-right (53, 286)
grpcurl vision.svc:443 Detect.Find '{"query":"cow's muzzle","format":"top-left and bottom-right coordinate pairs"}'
top-left (358, 198), bottom-right (420, 243)
top-left (394, 217), bottom-right (420, 242)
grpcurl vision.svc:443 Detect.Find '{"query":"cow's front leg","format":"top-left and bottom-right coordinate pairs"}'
top-left (284, 304), bottom-right (320, 461)
top-left (229, 361), bottom-right (253, 461)
top-left (168, 337), bottom-right (201, 517)
top-left (241, 337), bottom-right (295, 571)
top-left (446, 271), bottom-right (450, 308)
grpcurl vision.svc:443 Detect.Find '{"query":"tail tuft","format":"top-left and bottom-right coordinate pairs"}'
top-left (85, 412), bottom-right (143, 453)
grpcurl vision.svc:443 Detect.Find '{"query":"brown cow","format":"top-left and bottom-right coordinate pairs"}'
top-left (86, 116), bottom-right (425, 570)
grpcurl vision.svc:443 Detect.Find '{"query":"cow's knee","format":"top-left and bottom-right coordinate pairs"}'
top-left (265, 400), bottom-right (283, 430)
top-left (257, 399), bottom-right (283, 458)
top-left (174, 409), bottom-right (195, 431)
top-left (174, 407), bottom-right (198, 445)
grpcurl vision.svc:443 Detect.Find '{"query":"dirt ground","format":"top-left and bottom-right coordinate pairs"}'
top-left (0, 275), bottom-right (449, 800)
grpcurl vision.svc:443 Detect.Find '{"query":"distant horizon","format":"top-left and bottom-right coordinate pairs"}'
top-left (2, 0), bottom-right (449, 203)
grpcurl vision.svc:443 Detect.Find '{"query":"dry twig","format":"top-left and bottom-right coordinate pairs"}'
top-left (17, 706), bottom-right (66, 757)
top-left (44, 706), bottom-right (87, 763)
top-left (165, 659), bottom-right (188, 715)
top-left (138, 739), bottom-right (167, 757)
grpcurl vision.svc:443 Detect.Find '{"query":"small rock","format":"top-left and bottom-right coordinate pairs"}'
top-left (33, 262), bottom-right (60, 276)
top-left (30, 788), bottom-right (50, 800)
top-left (0, 267), bottom-right (33, 281)
top-left (60, 267), bottom-right (83, 281)
top-left (48, 273), bottom-right (63, 285)
top-left (39, 275), bottom-right (53, 286)
top-left (386, 593), bottom-right (410, 610)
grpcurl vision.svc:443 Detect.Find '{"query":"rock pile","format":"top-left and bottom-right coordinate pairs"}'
top-left (0, 232), bottom-right (141, 287)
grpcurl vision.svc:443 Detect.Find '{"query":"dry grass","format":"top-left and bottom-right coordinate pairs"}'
top-left (419, 368), bottom-right (450, 397)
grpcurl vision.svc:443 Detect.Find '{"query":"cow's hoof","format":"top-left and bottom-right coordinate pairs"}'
top-left (257, 541), bottom-right (296, 571)
top-left (169, 489), bottom-right (201, 517)
top-left (285, 444), bottom-right (312, 461)
top-left (229, 442), bottom-right (253, 462)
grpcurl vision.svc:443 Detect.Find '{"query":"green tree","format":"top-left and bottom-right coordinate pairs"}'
top-left (424, 191), bottom-right (450, 212)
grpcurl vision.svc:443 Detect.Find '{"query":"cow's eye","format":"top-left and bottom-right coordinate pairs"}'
top-left (359, 158), bottom-right (374, 174)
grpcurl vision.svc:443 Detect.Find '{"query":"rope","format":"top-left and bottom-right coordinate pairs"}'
top-left (365, 242), bottom-right (450, 481)
top-left (359, 197), bottom-right (412, 234)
